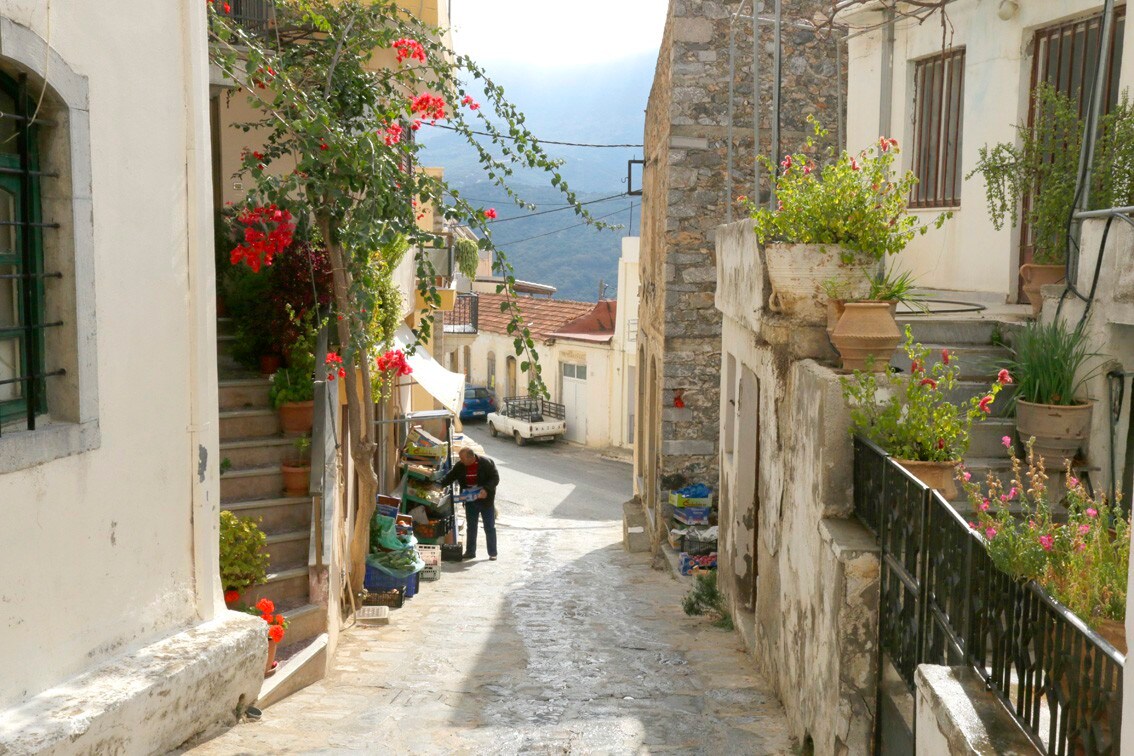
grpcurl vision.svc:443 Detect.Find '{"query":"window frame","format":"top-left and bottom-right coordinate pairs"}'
top-left (910, 47), bottom-right (966, 209)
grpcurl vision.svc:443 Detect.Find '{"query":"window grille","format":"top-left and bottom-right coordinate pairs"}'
top-left (911, 48), bottom-right (965, 208)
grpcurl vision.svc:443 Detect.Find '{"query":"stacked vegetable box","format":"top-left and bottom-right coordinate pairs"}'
top-left (666, 483), bottom-right (718, 576)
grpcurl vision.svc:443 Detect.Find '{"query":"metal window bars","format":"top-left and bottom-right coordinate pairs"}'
top-left (853, 436), bottom-right (1123, 755)
top-left (911, 48), bottom-right (965, 209)
top-left (218, 0), bottom-right (276, 36)
top-left (442, 293), bottom-right (478, 335)
top-left (0, 74), bottom-right (64, 437)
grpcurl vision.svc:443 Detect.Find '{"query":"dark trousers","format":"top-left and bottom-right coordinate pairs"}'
top-left (464, 501), bottom-right (497, 557)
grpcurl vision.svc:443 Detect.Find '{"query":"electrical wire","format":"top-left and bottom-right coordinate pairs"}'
top-left (486, 192), bottom-right (628, 223)
top-left (495, 203), bottom-right (639, 246)
top-left (424, 122), bottom-right (643, 148)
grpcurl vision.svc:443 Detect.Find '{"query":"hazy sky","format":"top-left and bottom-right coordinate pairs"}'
top-left (451, 0), bottom-right (669, 68)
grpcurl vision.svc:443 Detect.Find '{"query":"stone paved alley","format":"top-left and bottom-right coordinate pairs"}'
top-left (184, 428), bottom-right (795, 755)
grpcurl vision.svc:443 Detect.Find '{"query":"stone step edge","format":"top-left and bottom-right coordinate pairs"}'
top-left (219, 377), bottom-right (272, 388)
top-left (222, 496), bottom-right (310, 513)
top-left (221, 465), bottom-right (282, 480)
top-left (258, 632), bottom-right (328, 709)
top-left (221, 437), bottom-right (294, 451)
top-left (266, 530), bottom-right (309, 546)
top-left (220, 408), bottom-right (278, 419)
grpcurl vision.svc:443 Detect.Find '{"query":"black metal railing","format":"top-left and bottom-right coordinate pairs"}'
top-left (854, 436), bottom-right (1125, 754)
top-left (217, 0), bottom-right (275, 36)
top-left (443, 293), bottom-right (478, 335)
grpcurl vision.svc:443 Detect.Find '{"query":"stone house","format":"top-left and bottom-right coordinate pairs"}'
top-left (0, 4), bottom-right (265, 752)
top-left (634, 0), bottom-right (844, 547)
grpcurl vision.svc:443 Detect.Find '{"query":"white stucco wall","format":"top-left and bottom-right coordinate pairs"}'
top-left (611, 237), bottom-right (640, 450)
top-left (844, 0), bottom-right (1131, 299)
top-left (0, 1), bottom-right (258, 730)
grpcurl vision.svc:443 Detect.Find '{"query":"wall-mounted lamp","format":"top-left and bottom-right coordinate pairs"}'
top-left (998, 0), bottom-right (1019, 20)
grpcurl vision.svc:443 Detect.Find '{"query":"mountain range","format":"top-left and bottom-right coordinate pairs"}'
top-left (418, 53), bottom-right (656, 301)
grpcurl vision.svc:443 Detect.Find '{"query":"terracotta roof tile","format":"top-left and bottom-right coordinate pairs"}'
top-left (476, 293), bottom-right (596, 341)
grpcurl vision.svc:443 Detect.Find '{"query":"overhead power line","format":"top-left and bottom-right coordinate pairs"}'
top-left (425, 122), bottom-right (643, 148)
top-left (486, 193), bottom-right (628, 224)
top-left (496, 203), bottom-right (639, 246)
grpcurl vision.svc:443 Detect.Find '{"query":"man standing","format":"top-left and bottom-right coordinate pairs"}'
top-left (438, 448), bottom-right (500, 561)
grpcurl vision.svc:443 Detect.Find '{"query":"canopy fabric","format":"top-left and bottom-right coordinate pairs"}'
top-left (393, 324), bottom-right (465, 415)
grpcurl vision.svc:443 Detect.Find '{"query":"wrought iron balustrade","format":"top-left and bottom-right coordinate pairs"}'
top-left (443, 293), bottom-right (478, 335)
top-left (853, 436), bottom-right (1124, 754)
top-left (216, 0), bottom-right (275, 36)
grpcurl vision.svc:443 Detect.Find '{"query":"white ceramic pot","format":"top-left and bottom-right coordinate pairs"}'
top-left (764, 243), bottom-right (873, 325)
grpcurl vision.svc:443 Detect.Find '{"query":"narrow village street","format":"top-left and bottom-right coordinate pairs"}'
top-left (185, 427), bottom-right (795, 755)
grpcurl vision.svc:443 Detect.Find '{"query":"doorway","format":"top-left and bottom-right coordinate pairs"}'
top-left (561, 362), bottom-right (588, 444)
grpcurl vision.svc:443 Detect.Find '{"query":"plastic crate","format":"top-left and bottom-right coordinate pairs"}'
top-left (364, 565), bottom-right (420, 599)
top-left (416, 544), bottom-right (441, 566)
top-left (673, 506), bottom-right (711, 525)
top-left (681, 534), bottom-right (718, 556)
top-left (669, 492), bottom-right (712, 508)
top-left (413, 515), bottom-right (454, 540)
top-left (361, 588), bottom-right (404, 609)
top-left (441, 544), bottom-right (464, 562)
top-left (679, 552), bottom-right (717, 576)
top-left (421, 564), bottom-right (441, 582)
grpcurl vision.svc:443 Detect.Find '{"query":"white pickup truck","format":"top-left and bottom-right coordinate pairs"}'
top-left (487, 397), bottom-right (567, 446)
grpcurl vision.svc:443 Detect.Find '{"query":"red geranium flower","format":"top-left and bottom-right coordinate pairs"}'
top-left (256, 597), bottom-right (275, 614)
top-left (224, 589), bottom-right (240, 604)
top-left (268, 624), bottom-right (285, 643)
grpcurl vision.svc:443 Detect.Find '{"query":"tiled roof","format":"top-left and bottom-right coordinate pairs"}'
top-left (548, 300), bottom-right (616, 343)
top-left (476, 293), bottom-right (596, 341)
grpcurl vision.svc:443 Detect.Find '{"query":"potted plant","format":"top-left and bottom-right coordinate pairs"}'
top-left (826, 267), bottom-right (922, 370)
top-left (244, 597), bottom-right (290, 676)
top-left (1003, 319), bottom-right (1099, 470)
top-left (282, 434), bottom-right (312, 496)
top-left (959, 439), bottom-right (1128, 652)
top-left (219, 510), bottom-right (270, 607)
top-left (842, 327), bottom-right (1009, 499)
top-left (270, 344), bottom-right (316, 435)
top-left (750, 117), bottom-right (944, 324)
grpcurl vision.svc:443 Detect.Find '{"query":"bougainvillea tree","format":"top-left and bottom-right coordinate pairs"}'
top-left (209, 0), bottom-right (603, 591)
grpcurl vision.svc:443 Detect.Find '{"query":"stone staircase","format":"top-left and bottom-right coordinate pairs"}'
top-left (894, 317), bottom-right (1021, 516)
top-left (217, 321), bottom-right (324, 652)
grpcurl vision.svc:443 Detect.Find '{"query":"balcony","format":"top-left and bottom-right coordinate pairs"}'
top-left (443, 293), bottom-right (478, 335)
top-left (216, 0), bottom-right (275, 36)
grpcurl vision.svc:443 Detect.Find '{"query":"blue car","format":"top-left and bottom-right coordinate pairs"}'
top-left (460, 385), bottom-right (496, 421)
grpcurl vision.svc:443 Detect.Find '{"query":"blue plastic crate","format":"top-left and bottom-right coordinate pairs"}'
top-left (364, 565), bottom-right (420, 598)
top-left (673, 506), bottom-right (711, 525)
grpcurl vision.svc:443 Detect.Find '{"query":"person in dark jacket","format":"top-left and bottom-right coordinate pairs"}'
top-left (438, 448), bottom-right (500, 560)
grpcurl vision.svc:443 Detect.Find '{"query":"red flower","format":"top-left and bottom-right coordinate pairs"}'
top-left (223, 2), bottom-right (231, 12)
top-left (484, 208), bottom-right (498, 220)
top-left (256, 598), bottom-right (275, 614)
top-left (229, 204), bottom-right (295, 272)
top-left (392, 38), bottom-right (427, 64)
top-left (910, 360), bottom-right (921, 373)
top-left (320, 142), bottom-right (329, 151)
top-left (997, 368), bottom-right (1012, 384)
top-left (781, 155), bottom-right (793, 170)
top-left (978, 395), bottom-right (994, 414)
top-left (224, 589), bottom-right (240, 604)
top-left (274, 614), bottom-right (285, 625)
top-left (376, 349), bottom-right (412, 376)
top-left (410, 93), bottom-right (446, 123)
top-left (461, 94), bottom-right (480, 111)
top-left (937, 438), bottom-right (945, 450)
top-left (382, 122), bottom-right (403, 146)
top-left (268, 624), bottom-right (285, 643)
top-left (919, 378), bottom-right (937, 390)
top-left (941, 348), bottom-right (950, 364)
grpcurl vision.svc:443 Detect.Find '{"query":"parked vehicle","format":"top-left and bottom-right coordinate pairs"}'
top-left (487, 396), bottom-right (566, 445)
top-left (460, 385), bottom-right (496, 421)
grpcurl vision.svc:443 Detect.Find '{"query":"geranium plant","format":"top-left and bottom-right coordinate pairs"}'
top-left (752, 116), bottom-right (946, 263)
top-left (841, 327), bottom-right (1009, 461)
top-left (244, 598), bottom-right (290, 644)
top-left (960, 439), bottom-right (1128, 628)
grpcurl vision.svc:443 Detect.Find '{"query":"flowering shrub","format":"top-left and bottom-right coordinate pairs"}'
top-left (376, 348), bottom-right (412, 376)
top-left (841, 327), bottom-right (1008, 461)
top-left (229, 204), bottom-right (295, 272)
top-left (325, 351), bottom-right (346, 381)
top-left (244, 598), bottom-right (289, 643)
top-left (960, 440), bottom-right (1128, 627)
top-left (751, 117), bottom-right (946, 263)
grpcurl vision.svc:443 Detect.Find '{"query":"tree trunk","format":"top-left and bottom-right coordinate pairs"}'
top-left (318, 214), bottom-right (380, 597)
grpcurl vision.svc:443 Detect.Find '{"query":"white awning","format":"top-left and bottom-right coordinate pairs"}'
top-left (393, 324), bottom-right (465, 416)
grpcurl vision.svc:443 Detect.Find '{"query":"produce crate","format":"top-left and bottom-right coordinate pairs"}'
top-left (421, 564), bottom-right (441, 582)
top-left (673, 506), bottom-right (712, 525)
top-left (361, 588), bottom-right (404, 609)
top-left (679, 552), bottom-right (717, 576)
top-left (681, 534), bottom-right (717, 556)
top-left (414, 515), bottom-right (454, 540)
top-left (416, 544), bottom-right (441, 566)
top-left (669, 492), bottom-right (712, 508)
top-left (667, 529), bottom-right (684, 550)
top-left (441, 544), bottom-right (464, 562)
top-left (364, 565), bottom-right (420, 599)
top-left (377, 503), bottom-right (400, 519)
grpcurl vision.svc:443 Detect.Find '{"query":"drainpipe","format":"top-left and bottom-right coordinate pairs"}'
top-left (769, 0), bottom-right (781, 210)
top-left (753, 3), bottom-right (761, 203)
top-left (184, 0), bottom-right (223, 619)
top-left (879, 6), bottom-right (895, 138)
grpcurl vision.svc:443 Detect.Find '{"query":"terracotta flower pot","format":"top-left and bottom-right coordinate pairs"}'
top-left (1016, 399), bottom-right (1093, 471)
top-left (763, 243), bottom-right (873, 325)
top-left (826, 299), bottom-right (846, 339)
top-left (265, 638), bottom-right (278, 677)
top-left (281, 462), bottom-right (311, 496)
top-left (278, 400), bottom-right (314, 436)
top-left (830, 301), bottom-right (901, 371)
top-left (259, 353), bottom-right (283, 376)
top-left (1097, 618), bottom-right (1127, 655)
top-left (1020, 263), bottom-right (1065, 318)
top-left (893, 458), bottom-right (960, 501)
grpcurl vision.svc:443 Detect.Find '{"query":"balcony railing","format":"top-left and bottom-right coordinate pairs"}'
top-left (853, 436), bottom-right (1124, 755)
top-left (217, 0), bottom-right (275, 36)
top-left (443, 293), bottom-right (478, 335)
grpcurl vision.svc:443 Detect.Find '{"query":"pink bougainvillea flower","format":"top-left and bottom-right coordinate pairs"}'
top-left (1038, 534), bottom-right (1055, 551)
top-left (997, 369), bottom-right (1012, 384)
top-left (1087, 507), bottom-right (1099, 518)
top-left (978, 395), bottom-right (994, 414)
top-left (392, 38), bottom-right (427, 64)
top-left (1001, 436), bottom-right (1013, 449)
top-left (461, 94), bottom-right (480, 110)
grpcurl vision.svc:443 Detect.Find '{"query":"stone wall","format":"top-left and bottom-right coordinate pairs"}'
top-left (715, 220), bottom-right (879, 754)
top-left (636, 0), bottom-right (844, 539)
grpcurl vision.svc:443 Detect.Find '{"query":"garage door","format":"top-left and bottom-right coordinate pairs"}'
top-left (562, 362), bottom-right (587, 444)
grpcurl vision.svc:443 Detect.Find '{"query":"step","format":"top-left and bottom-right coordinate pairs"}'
top-left (222, 496), bottom-right (312, 533)
top-left (940, 382), bottom-right (1018, 418)
top-left (277, 603), bottom-right (325, 652)
top-left (969, 418), bottom-right (1018, 457)
top-left (242, 566), bottom-right (309, 609)
top-left (890, 343), bottom-right (1012, 381)
top-left (216, 333), bottom-right (236, 361)
top-left (259, 632), bottom-right (328, 709)
top-left (219, 377), bottom-right (272, 411)
top-left (899, 317), bottom-right (1022, 347)
top-left (221, 437), bottom-right (300, 469)
top-left (219, 408), bottom-right (280, 441)
top-left (217, 317), bottom-right (235, 337)
top-left (221, 465), bottom-right (285, 502)
top-left (264, 529), bottom-right (310, 574)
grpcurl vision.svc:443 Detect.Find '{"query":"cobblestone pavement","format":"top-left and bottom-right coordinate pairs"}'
top-left (186, 428), bottom-right (795, 755)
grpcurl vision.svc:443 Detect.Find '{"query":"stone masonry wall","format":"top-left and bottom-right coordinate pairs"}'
top-left (638, 0), bottom-right (844, 523)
